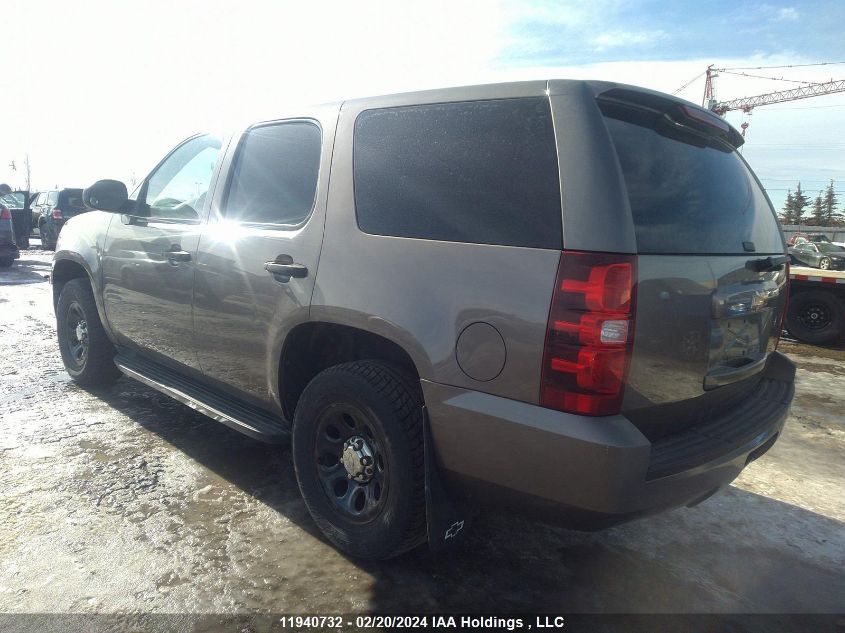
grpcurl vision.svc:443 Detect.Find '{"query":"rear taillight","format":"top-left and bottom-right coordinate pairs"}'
top-left (0, 206), bottom-right (10, 220)
top-left (541, 251), bottom-right (637, 416)
top-left (773, 262), bottom-right (789, 350)
top-left (51, 208), bottom-right (63, 219)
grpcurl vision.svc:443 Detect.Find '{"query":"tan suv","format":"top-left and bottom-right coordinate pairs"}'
top-left (53, 80), bottom-right (794, 559)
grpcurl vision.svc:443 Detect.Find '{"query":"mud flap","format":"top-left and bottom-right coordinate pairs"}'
top-left (423, 407), bottom-right (471, 551)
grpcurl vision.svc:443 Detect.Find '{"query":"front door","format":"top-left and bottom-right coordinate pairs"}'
top-left (192, 119), bottom-right (328, 411)
top-left (102, 135), bottom-right (223, 371)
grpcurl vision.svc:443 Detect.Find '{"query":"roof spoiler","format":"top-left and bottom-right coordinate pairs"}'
top-left (596, 87), bottom-right (745, 149)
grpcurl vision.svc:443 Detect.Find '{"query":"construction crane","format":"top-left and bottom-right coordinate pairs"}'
top-left (704, 64), bottom-right (845, 113)
top-left (689, 63), bottom-right (845, 136)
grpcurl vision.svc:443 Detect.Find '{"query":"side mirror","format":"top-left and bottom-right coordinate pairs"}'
top-left (83, 179), bottom-right (128, 212)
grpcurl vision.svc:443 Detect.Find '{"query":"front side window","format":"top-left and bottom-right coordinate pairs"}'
top-left (224, 121), bottom-right (322, 226)
top-left (353, 98), bottom-right (562, 249)
top-left (818, 243), bottom-right (844, 253)
top-left (46, 191), bottom-right (58, 206)
top-left (144, 135), bottom-right (222, 220)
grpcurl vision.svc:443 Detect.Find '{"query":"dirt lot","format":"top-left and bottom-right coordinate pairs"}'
top-left (1, 251), bottom-right (844, 621)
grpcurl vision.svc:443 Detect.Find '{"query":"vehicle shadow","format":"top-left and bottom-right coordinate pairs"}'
top-left (0, 251), bottom-right (51, 285)
top-left (89, 378), bottom-right (845, 620)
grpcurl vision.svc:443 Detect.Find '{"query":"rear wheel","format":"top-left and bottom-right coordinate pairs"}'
top-left (292, 361), bottom-right (426, 560)
top-left (819, 257), bottom-right (831, 270)
top-left (0, 256), bottom-right (12, 268)
top-left (785, 290), bottom-right (845, 346)
top-left (56, 278), bottom-right (121, 386)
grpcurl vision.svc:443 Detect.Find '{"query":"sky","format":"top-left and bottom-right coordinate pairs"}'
top-left (1, 0), bottom-right (843, 213)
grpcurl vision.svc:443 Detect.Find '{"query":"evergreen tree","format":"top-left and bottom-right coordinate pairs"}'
top-left (792, 183), bottom-right (810, 225)
top-left (810, 193), bottom-right (825, 226)
top-left (779, 190), bottom-right (795, 224)
top-left (822, 180), bottom-right (843, 226)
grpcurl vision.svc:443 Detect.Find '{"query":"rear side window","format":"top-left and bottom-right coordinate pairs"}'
top-left (601, 105), bottom-right (783, 255)
top-left (353, 98), bottom-right (562, 249)
top-left (225, 121), bottom-right (321, 226)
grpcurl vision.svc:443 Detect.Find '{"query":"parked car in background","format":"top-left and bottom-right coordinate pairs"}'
top-left (0, 200), bottom-right (20, 267)
top-left (32, 188), bottom-right (86, 249)
top-left (787, 232), bottom-right (845, 249)
top-left (53, 80), bottom-right (794, 560)
top-left (789, 241), bottom-right (845, 270)
top-left (1, 190), bottom-right (34, 248)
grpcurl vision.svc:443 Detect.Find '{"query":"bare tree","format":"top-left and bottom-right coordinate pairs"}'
top-left (23, 154), bottom-right (31, 192)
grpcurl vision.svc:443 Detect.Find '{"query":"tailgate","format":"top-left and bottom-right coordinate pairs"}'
top-left (627, 255), bottom-right (787, 440)
top-left (596, 89), bottom-right (788, 440)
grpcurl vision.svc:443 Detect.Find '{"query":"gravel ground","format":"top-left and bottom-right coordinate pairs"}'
top-left (1, 251), bottom-right (844, 623)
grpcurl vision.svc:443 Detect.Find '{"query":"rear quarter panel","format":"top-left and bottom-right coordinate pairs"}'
top-left (312, 84), bottom-right (562, 404)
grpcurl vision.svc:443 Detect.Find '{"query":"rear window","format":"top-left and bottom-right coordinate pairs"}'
top-left (601, 105), bottom-right (784, 255)
top-left (353, 98), bottom-right (562, 249)
top-left (0, 193), bottom-right (24, 209)
top-left (58, 189), bottom-right (84, 209)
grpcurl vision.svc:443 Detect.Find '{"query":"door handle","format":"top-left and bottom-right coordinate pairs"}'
top-left (166, 249), bottom-right (192, 264)
top-left (264, 256), bottom-right (308, 282)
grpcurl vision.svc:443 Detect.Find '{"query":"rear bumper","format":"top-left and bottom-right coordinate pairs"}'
top-left (423, 352), bottom-right (795, 530)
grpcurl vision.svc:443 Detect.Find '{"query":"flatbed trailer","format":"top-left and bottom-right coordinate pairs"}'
top-left (786, 266), bottom-right (845, 345)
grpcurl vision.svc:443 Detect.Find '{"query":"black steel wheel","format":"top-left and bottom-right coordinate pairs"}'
top-left (785, 289), bottom-right (845, 346)
top-left (64, 301), bottom-right (89, 369)
top-left (56, 278), bottom-right (122, 385)
top-left (313, 403), bottom-right (389, 523)
top-left (292, 361), bottom-right (426, 560)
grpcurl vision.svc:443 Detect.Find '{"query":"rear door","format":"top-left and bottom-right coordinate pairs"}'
top-left (597, 92), bottom-right (788, 439)
top-left (192, 115), bottom-right (333, 412)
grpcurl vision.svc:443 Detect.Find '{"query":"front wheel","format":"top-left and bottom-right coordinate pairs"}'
top-left (292, 361), bottom-right (427, 560)
top-left (56, 278), bottom-right (122, 386)
top-left (0, 256), bottom-right (12, 268)
top-left (819, 257), bottom-right (831, 270)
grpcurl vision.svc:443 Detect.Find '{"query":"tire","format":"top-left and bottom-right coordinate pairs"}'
top-left (292, 361), bottom-right (427, 560)
top-left (819, 257), bottom-right (831, 270)
top-left (785, 289), bottom-right (845, 346)
top-left (56, 278), bottom-right (122, 386)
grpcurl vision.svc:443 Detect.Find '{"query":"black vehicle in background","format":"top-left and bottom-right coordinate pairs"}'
top-left (789, 241), bottom-right (845, 270)
top-left (31, 188), bottom-right (87, 249)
